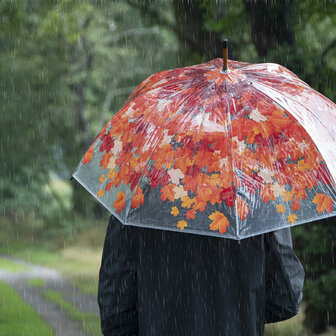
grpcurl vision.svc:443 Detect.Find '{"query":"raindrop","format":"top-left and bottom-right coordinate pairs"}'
top-left (109, 20), bottom-right (116, 32)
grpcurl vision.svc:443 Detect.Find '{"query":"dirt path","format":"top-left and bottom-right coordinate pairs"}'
top-left (0, 255), bottom-right (100, 336)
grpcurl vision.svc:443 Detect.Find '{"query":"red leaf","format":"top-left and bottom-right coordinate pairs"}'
top-left (186, 209), bottom-right (196, 220)
top-left (99, 134), bottom-right (115, 152)
top-left (291, 200), bottom-right (301, 212)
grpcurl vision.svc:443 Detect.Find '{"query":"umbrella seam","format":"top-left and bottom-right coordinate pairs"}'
top-left (225, 92), bottom-right (239, 239)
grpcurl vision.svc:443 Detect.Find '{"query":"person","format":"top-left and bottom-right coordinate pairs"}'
top-left (98, 215), bottom-right (304, 336)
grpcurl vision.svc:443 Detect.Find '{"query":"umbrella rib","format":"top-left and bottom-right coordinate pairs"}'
top-left (225, 93), bottom-right (239, 239)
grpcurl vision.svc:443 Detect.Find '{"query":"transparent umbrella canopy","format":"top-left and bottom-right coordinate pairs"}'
top-left (72, 41), bottom-right (336, 239)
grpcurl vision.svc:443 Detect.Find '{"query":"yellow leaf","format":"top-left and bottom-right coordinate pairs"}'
top-left (287, 214), bottom-right (297, 224)
top-left (282, 190), bottom-right (294, 202)
top-left (97, 189), bottom-right (104, 198)
top-left (170, 206), bottom-right (179, 217)
top-left (99, 174), bottom-right (105, 184)
top-left (177, 220), bottom-right (187, 230)
top-left (276, 204), bottom-right (285, 214)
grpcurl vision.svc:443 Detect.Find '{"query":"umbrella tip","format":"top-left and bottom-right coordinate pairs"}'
top-left (222, 39), bottom-right (229, 73)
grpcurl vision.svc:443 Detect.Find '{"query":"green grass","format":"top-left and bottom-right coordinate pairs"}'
top-left (265, 310), bottom-right (303, 336)
top-left (0, 257), bottom-right (30, 273)
top-left (43, 290), bottom-right (101, 336)
top-left (0, 280), bottom-right (54, 336)
top-left (26, 278), bottom-right (46, 287)
top-left (0, 215), bottom-right (105, 296)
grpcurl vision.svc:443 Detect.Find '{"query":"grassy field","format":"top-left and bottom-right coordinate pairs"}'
top-left (0, 280), bottom-right (54, 336)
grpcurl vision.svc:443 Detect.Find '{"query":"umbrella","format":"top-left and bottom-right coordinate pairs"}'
top-left (72, 41), bottom-right (336, 239)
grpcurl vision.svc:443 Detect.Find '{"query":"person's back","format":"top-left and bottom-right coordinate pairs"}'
top-left (98, 216), bottom-right (304, 336)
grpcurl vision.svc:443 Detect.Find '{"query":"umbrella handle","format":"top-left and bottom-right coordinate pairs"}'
top-left (222, 39), bottom-right (228, 72)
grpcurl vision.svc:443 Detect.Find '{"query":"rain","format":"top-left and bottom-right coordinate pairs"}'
top-left (0, 1), bottom-right (336, 336)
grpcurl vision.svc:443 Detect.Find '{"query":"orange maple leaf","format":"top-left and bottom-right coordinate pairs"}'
top-left (296, 159), bottom-right (312, 172)
top-left (244, 120), bottom-right (274, 144)
top-left (209, 173), bottom-right (221, 186)
top-left (194, 151), bottom-right (215, 170)
top-left (131, 187), bottom-right (144, 209)
top-left (181, 175), bottom-right (198, 193)
top-left (197, 186), bottom-right (213, 203)
top-left (237, 197), bottom-right (250, 220)
top-left (181, 196), bottom-right (195, 209)
top-left (186, 209), bottom-right (196, 220)
top-left (177, 220), bottom-right (187, 231)
top-left (209, 211), bottom-right (230, 234)
top-left (312, 193), bottom-right (334, 213)
top-left (97, 189), bottom-right (104, 198)
top-left (209, 187), bottom-right (222, 205)
top-left (170, 206), bottom-right (179, 217)
top-left (193, 198), bottom-right (207, 212)
top-left (160, 184), bottom-right (175, 202)
top-left (174, 154), bottom-right (193, 174)
top-left (294, 188), bottom-right (307, 201)
top-left (287, 213), bottom-right (297, 224)
top-left (99, 174), bottom-right (105, 184)
top-left (82, 145), bottom-right (94, 164)
top-left (112, 175), bottom-right (123, 188)
top-left (268, 108), bottom-right (291, 132)
top-left (276, 204), bottom-right (285, 213)
top-left (113, 191), bottom-right (125, 213)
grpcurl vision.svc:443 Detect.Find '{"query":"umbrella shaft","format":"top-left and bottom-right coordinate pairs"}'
top-left (223, 39), bottom-right (228, 72)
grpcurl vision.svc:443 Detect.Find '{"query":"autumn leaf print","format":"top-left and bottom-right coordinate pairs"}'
top-left (276, 204), bottom-right (285, 214)
top-left (132, 187), bottom-right (144, 209)
top-left (177, 220), bottom-right (187, 231)
top-left (312, 193), bottom-right (334, 213)
top-left (209, 211), bottom-right (230, 234)
top-left (170, 207), bottom-right (179, 217)
top-left (287, 214), bottom-right (297, 224)
top-left (113, 191), bottom-right (126, 213)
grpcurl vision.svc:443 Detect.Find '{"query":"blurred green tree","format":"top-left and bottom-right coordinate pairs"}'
top-left (0, 1), bottom-right (179, 223)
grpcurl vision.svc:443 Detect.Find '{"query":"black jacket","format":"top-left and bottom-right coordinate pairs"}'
top-left (98, 216), bottom-right (304, 336)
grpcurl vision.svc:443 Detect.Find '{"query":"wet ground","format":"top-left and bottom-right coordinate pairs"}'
top-left (0, 255), bottom-right (100, 336)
